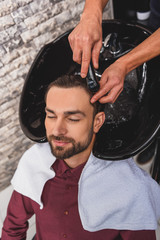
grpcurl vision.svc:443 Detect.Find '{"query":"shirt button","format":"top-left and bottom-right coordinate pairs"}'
top-left (64, 210), bottom-right (69, 215)
top-left (67, 185), bottom-right (72, 190)
top-left (63, 234), bottom-right (67, 238)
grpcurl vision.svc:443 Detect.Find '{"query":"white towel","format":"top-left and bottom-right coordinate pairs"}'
top-left (11, 143), bottom-right (160, 231)
top-left (78, 153), bottom-right (160, 231)
top-left (11, 142), bottom-right (55, 208)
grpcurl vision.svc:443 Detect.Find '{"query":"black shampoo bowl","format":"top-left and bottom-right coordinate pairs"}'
top-left (19, 20), bottom-right (160, 164)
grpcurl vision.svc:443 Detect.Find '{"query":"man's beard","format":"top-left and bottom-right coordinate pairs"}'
top-left (47, 126), bottom-right (94, 159)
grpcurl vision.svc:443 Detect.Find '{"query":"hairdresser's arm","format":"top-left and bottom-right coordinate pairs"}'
top-left (68, 0), bottom-right (108, 78)
top-left (91, 28), bottom-right (160, 103)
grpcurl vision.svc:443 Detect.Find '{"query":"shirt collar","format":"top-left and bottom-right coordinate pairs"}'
top-left (52, 159), bottom-right (86, 181)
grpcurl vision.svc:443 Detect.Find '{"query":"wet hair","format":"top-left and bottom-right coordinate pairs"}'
top-left (45, 74), bottom-right (104, 116)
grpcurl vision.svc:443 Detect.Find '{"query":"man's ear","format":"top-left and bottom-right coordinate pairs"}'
top-left (93, 112), bottom-right (105, 133)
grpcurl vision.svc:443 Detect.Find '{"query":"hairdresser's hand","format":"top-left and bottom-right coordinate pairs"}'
top-left (91, 60), bottom-right (127, 104)
top-left (68, 16), bottom-right (102, 78)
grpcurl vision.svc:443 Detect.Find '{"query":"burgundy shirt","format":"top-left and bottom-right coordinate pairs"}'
top-left (1, 159), bottom-right (156, 240)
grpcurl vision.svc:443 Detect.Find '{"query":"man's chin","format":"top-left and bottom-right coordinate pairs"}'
top-left (49, 144), bottom-right (74, 159)
top-left (52, 151), bottom-right (74, 160)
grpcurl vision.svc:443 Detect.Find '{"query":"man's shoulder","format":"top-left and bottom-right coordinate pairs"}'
top-left (86, 155), bottom-right (146, 181)
top-left (22, 142), bottom-right (50, 157)
top-left (83, 155), bottom-right (160, 197)
top-left (19, 142), bottom-right (52, 165)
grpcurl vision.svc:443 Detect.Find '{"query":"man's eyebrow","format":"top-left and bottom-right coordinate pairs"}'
top-left (64, 111), bottom-right (86, 117)
top-left (45, 108), bottom-right (55, 114)
top-left (45, 108), bottom-right (86, 117)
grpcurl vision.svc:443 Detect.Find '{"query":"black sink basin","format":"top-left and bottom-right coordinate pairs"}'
top-left (19, 20), bottom-right (160, 160)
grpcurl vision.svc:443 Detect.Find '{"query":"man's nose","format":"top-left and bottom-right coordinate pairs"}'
top-left (52, 118), bottom-right (67, 136)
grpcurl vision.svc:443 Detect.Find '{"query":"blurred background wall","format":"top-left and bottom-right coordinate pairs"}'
top-left (0, 0), bottom-right (113, 191)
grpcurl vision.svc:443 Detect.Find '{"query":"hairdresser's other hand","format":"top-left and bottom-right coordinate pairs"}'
top-left (91, 60), bottom-right (127, 104)
top-left (91, 28), bottom-right (160, 104)
top-left (68, 15), bottom-right (102, 78)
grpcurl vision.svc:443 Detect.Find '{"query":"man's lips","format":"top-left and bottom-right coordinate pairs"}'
top-left (52, 140), bottom-right (70, 147)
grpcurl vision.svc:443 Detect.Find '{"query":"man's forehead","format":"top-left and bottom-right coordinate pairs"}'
top-left (46, 86), bottom-right (93, 111)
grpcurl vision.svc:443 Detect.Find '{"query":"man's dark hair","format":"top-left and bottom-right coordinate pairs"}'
top-left (45, 74), bottom-right (104, 116)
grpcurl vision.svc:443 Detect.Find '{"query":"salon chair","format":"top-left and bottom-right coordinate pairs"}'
top-left (19, 20), bottom-right (160, 183)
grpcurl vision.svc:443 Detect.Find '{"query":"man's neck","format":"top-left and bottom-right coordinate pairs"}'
top-left (64, 147), bottom-right (92, 168)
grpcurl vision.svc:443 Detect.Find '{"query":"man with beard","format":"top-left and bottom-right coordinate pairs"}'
top-left (1, 75), bottom-right (160, 240)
